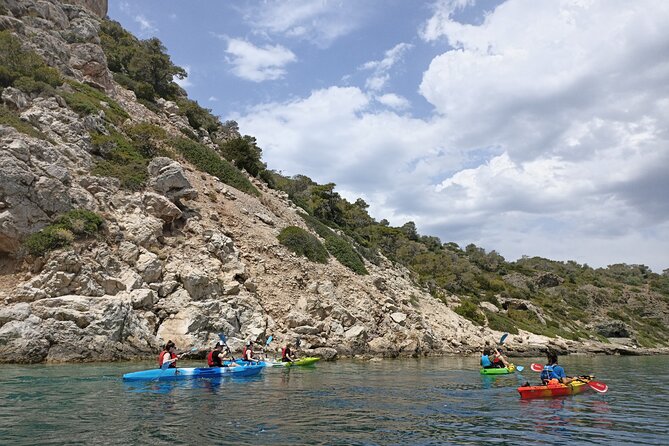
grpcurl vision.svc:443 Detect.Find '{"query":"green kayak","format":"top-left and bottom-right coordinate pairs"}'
top-left (266, 357), bottom-right (321, 367)
top-left (480, 364), bottom-right (516, 375)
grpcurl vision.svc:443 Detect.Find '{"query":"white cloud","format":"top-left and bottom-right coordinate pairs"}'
top-left (225, 38), bottom-right (297, 82)
top-left (134, 14), bottom-right (157, 35)
top-left (240, 0), bottom-right (366, 47)
top-left (231, 0), bottom-right (669, 272)
top-left (208, 96), bottom-right (218, 102)
top-left (361, 43), bottom-right (413, 92)
top-left (375, 93), bottom-right (410, 110)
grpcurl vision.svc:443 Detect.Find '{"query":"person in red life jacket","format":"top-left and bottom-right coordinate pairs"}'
top-left (491, 347), bottom-right (510, 368)
top-left (242, 340), bottom-right (260, 363)
top-left (157, 340), bottom-right (181, 368)
top-left (281, 343), bottom-right (297, 362)
top-left (207, 342), bottom-right (236, 367)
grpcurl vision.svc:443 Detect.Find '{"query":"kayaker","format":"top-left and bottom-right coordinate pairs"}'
top-left (207, 341), bottom-right (236, 367)
top-left (541, 350), bottom-right (574, 385)
top-left (281, 343), bottom-right (296, 362)
top-left (242, 340), bottom-right (259, 363)
top-left (492, 347), bottom-right (510, 368)
top-left (158, 340), bottom-right (180, 368)
top-left (481, 348), bottom-right (495, 369)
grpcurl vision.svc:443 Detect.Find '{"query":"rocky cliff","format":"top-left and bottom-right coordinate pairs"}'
top-left (0, 0), bottom-right (656, 363)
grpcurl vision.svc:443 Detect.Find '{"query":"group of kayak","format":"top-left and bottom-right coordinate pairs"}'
top-left (480, 343), bottom-right (609, 399)
top-left (123, 337), bottom-right (320, 381)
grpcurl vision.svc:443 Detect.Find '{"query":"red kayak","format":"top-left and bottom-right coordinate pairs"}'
top-left (518, 377), bottom-right (596, 399)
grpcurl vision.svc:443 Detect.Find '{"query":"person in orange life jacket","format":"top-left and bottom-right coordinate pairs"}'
top-left (281, 343), bottom-right (296, 362)
top-left (157, 340), bottom-right (182, 368)
top-left (207, 342), bottom-right (237, 367)
top-left (541, 350), bottom-right (574, 385)
top-left (242, 340), bottom-right (260, 362)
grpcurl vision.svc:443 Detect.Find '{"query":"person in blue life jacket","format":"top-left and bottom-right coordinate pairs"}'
top-left (541, 350), bottom-right (574, 385)
top-left (481, 346), bottom-right (509, 368)
top-left (481, 348), bottom-right (495, 368)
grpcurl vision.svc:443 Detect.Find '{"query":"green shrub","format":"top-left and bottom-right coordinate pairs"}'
top-left (170, 137), bottom-right (258, 195)
top-left (60, 81), bottom-right (129, 125)
top-left (278, 226), bottom-right (329, 264)
top-left (90, 131), bottom-right (148, 190)
top-left (176, 98), bottom-right (220, 133)
top-left (0, 30), bottom-right (62, 94)
top-left (455, 299), bottom-right (485, 325)
top-left (324, 235), bottom-right (368, 275)
top-left (125, 122), bottom-right (167, 157)
top-left (217, 136), bottom-right (264, 177)
top-left (0, 105), bottom-right (47, 139)
top-left (24, 210), bottom-right (104, 256)
top-left (300, 213), bottom-right (335, 239)
top-left (484, 310), bottom-right (519, 334)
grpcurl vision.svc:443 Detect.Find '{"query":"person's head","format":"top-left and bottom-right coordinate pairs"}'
top-left (214, 341), bottom-right (224, 351)
top-left (483, 347), bottom-right (491, 356)
top-left (546, 350), bottom-right (558, 365)
top-left (165, 340), bottom-right (176, 351)
top-left (246, 340), bottom-right (252, 347)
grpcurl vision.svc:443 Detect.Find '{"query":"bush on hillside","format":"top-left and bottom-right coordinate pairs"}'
top-left (278, 226), bottom-right (328, 264)
top-left (454, 299), bottom-right (485, 326)
top-left (170, 137), bottom-right (258, 196)
top-left (324, 235), bottom-right (368, 275)
top-left (0, 30), bottom-right (62, 96)
top-left (24, 210), bottom-right (104, 257)
top-left (60, 81), bottom-right (129, 125)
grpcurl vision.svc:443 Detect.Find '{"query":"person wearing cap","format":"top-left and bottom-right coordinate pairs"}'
top-left (207, 341), bottom-right (236, 367)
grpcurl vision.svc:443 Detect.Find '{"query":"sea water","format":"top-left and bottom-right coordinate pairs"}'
top-left (1, 355), bottom-right (667, 445)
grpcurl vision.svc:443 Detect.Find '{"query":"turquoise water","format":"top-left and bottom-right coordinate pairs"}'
top-left (1, 355), bottom-right (668, 445)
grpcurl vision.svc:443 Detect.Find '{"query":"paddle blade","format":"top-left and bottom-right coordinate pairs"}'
top-left (588, 381), bottom-right (608, 393)
top-left (515, 365), bottom-right (525, 372)
top-left (499, 333), bottom-right (508, 345)
top-left (530, 363), bottom-right (544, 372)
top-left (219, 333), bottom-right (227, 343)
top-left (266, 335), bottom-right (273, 346)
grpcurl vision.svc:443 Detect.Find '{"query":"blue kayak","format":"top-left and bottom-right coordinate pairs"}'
top-left (122, 364), bottom-right (264, 381)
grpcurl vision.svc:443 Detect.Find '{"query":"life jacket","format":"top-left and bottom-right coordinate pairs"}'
top-left (242, 345), bottom-right (253, 360)
top-left (207, 350), bottom-right (219, 367)
top-left (282, 347), bottom-right (291, 360)
top-left (157, 350), bottom-right (177, 368)
top-left (540, 365), bottom-right (559, 382)
top-left (481, 355), bottom-right (493, 368)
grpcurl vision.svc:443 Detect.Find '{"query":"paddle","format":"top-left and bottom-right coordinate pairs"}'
top-left (495, 333), bottom-right (524, 371)
top-left (573, 376), bottom-right (609, 393)
top-left (219, 333), bottom-right (236, 361)
top-left (529, 365), bottom-right (608, 392)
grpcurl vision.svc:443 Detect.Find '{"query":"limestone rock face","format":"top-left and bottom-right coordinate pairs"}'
top-left (1, 0), bottom-right (647, 365)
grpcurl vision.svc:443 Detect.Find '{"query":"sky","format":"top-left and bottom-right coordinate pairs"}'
top-left (109, 0), bottom-right (669, 273)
